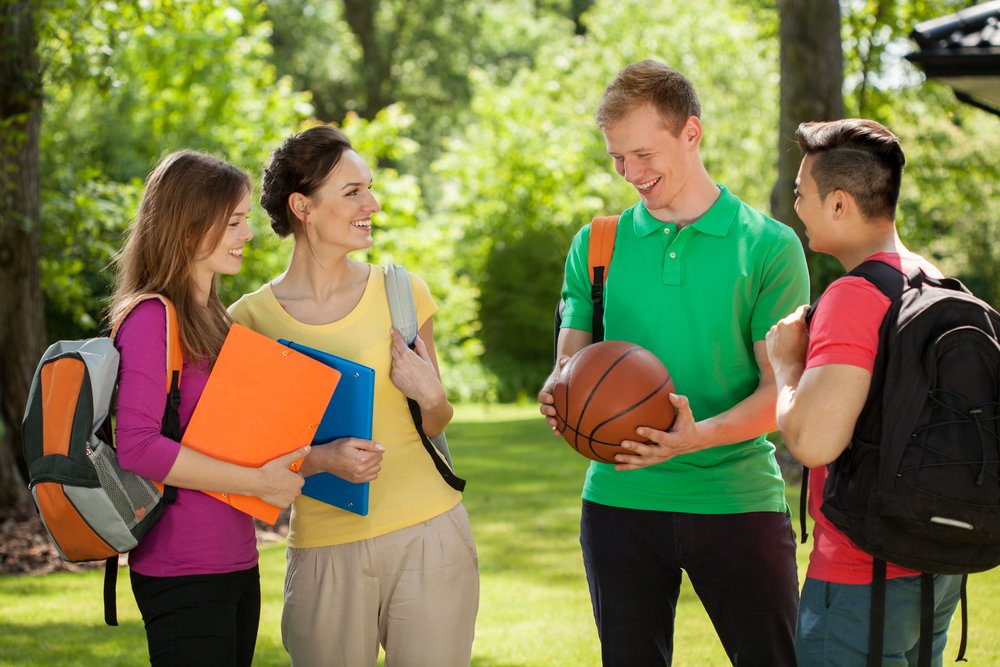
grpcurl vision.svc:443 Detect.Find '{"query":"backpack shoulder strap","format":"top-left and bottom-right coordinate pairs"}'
top-left (847, 259), bottom-right (908, 302)
top-left (384, 264), bottom-right (419, 346)
top-left (807, 259), bottom-right (906, 326)
top-left (587, 215), bottom-right (619, 286)
top-left (110, 293), bottom-right (183, 395)
top-left (382, 264), bottom-right (466, 492)
top-left (587, 215), bottom-right (619, 343)
top-left (109, 293), bottom-right (182, 479)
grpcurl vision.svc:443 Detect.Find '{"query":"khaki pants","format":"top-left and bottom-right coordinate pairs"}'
top-left (281, 503), bottom-right (479, 667)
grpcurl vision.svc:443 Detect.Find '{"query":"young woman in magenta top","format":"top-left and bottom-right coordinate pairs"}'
top-left (109, 150), bottom-right (309, 667)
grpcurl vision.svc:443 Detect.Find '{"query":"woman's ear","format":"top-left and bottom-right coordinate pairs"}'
top-left (288, 193), bottom-right (309, 222)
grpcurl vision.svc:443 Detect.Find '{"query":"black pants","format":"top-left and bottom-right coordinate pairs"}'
top-left (580, 500), bottom-right (799, 667)
top-left (130, 565), bottom-right (261, 667)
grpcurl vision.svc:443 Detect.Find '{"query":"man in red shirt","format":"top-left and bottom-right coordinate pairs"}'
top-left (766, 118), bottom-right (962, 666)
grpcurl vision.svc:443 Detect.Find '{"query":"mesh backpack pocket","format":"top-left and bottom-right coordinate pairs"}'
top-left (88, 440), bottom-right (166, 537)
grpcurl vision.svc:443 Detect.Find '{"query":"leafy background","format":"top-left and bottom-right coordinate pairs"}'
top-left (35, 0), bottom-right (1000, 402)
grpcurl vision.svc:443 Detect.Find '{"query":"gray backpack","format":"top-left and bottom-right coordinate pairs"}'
top-left (21, 294), bottom-right (182, 625)
top-left (384, 264), bottom-right (465, 490)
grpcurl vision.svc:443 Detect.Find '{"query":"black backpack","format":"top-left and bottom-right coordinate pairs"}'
top-left (802, 259), bottom-right (1000, 666)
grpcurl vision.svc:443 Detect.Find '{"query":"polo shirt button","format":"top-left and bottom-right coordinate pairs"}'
top-left (669, 252), bottom-right (676, 259)
top-left (664, 228), bottom-right (671, 234)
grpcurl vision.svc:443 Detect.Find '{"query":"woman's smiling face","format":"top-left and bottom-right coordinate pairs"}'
top-left (301, 150), bottom-right (381, 252)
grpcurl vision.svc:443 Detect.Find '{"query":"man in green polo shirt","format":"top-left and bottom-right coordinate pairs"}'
top-left (538, 60), bottom-right (809, 666)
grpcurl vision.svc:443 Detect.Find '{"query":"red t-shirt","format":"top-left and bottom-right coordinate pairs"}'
top-left (804, 251), bottom-right (943, 584)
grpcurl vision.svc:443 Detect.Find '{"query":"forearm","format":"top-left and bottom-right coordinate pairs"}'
top-left (776, 385), bottom-right (841, 467)
top-left (774, 386), bottom-right (818, 466)
top-left (417, 388), bottom-right (453, 438)
top-left (544, 327), bottom-right (591, 386)
top-left (697, 379), bottom-right (780, 449)
top-left (161, 446), bottom-right (264, 496)
top-left (772, 361), bottom-right (806, 453)
top-left (556, 327), bottom-right (591, 361)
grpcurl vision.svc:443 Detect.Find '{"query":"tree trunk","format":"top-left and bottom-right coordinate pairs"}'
top-left (772, 0), bottom-right (844, 253)
top-left (570, 0), bottom-right (596, 35)
top-left (342, 0), bottom-right (393, 118)
top-left (0, 1), bottom-right (45, 507)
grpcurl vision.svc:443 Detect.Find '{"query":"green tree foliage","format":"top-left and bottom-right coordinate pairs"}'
top-left (437, 0), bottom-right (780, 398)
top-left (841, 0), bottom-right (969, 121)
top-left (38, 0), bottom-right (311, 339)
top-left (894, 86), bottom-right (1000, 304)
top-left (838, 0), bottom-right (1000, 305)
top-left (266, 0), bottom-right (479, 130)
top-left (27, 0), bottom-right (1000, 409)
top-left (264, 0), bottom-right (592, 154)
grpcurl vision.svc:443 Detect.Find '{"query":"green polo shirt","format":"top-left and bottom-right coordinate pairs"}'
top-left (561, 185), bottom-right (809, 513)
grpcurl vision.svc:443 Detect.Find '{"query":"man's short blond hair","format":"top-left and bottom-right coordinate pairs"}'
top-left (596, 59), bottom-right (701, 134)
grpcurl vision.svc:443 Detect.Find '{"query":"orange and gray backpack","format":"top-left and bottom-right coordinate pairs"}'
top-left (553, 215), bottom-right (619, 358)
top-left (21, 293), bottom-right (182, 625)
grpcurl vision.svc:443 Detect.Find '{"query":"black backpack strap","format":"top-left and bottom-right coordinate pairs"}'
top-left (867, 559), bottom-right (887, 667)
top-left (847, 259), bottom-right (908, 301)
top-left (591, 266), bottom-right (606, 343)
top-left (103, 557), bottom-right (119, 626)
top-left (956, 574), bottom-right (969, 662)
top-left (404, 396), bottom-right (466, 492)
top-left (553, 300), bottom-right (566, 362)
top-left (160, 368), bottom-right (181, 503)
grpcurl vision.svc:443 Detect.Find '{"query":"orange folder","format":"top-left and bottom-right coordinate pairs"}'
top-left (182, 323), bottom-right (341, 524)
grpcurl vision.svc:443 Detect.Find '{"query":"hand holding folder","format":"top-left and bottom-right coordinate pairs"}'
top-left (278, 340), bottom-right (375, 516)
top-left (182, 324), bottom-right (342, 524)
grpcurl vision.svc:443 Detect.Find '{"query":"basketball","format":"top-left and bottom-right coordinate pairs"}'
top-left (552, 340), bottom-right (677, 463)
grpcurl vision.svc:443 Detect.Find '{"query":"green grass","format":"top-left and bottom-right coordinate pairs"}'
top-left (2, 404), bottom-right (999, 665)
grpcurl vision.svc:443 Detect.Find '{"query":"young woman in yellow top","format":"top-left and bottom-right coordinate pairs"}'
top-left (229, 126), bottom-right (478, 667)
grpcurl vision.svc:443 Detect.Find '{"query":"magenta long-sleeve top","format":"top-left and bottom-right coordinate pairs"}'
top-left (114, 299), bottom-right (257, 577)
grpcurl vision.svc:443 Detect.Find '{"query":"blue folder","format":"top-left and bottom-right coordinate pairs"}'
top-left (278, 339), bottom-right (375, 516)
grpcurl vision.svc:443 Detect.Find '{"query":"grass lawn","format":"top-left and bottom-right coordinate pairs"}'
top-left (2, 403), bottom-right (998, 665)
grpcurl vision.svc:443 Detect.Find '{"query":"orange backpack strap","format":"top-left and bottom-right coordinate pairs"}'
top-left (110, 293), bottom-right (183, 395)
top-left (552, 215), bottom-right (620, 358)
top-left (586, 215), bottom-right (619, 342)
top-left (587, 215), bottom-right (619, 285)
top-left (111, 294), bottom-right (182, 501)
top-left (109, 293), bottom-right (183, 486)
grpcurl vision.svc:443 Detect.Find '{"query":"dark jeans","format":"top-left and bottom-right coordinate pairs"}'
top-left (580, 500), bottom-right (799, 667)
top-left (130, 565), bottom-right (261, 667)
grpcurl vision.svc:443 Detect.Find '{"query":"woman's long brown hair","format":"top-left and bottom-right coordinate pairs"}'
top-left (109, 150), bottom-right (251, 364)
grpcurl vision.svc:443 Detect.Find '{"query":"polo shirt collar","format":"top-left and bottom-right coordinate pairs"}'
top-left (632, 185), bottom-right (737, 238)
